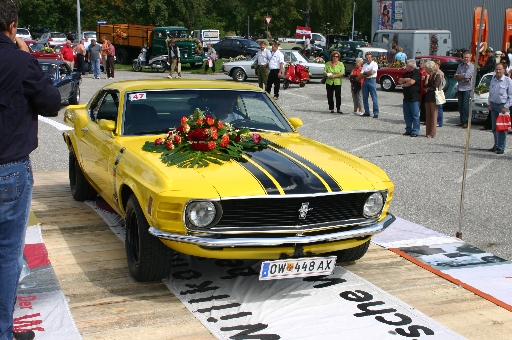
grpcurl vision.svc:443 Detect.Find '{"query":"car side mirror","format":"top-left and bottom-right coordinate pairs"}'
top-left (98, 119), bottom-right (115, 132)
top-left (288, 117), bottom-right (303, 129)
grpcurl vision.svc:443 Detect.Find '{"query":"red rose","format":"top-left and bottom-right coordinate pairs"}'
top-left (220, 134), bottom-right (229, 147)
top-left (196, 119), bottom-right (203, 126)
top-left (251, 133), bottom-right (262, 143)
top-left (210, 129), bottom-right (218, 140)
top-left (235, 134), bottom-right (241, 143)
top-left (173, 135), bottom-right (181, 144)
top-left (207, 141), bottom-right (216, 150)
top-left (205, 115), bottom-right (215, 126)
top-left (217, 121), bottom-right (224, 129)
top-left (180, 116), bottom-right (188, 125)
top-left (165, 140), bottom-right (174, 150)
top-left (155, 138), bottom-right (164, 145)
top-left (182, 123), bottom-right (190, 133)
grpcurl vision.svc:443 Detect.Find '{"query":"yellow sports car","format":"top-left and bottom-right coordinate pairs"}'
top-left (63, 80), bottom-right (395, 282)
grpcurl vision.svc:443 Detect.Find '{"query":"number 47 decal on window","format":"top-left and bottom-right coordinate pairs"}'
top-left (129, 93), bottom-right (147, 101)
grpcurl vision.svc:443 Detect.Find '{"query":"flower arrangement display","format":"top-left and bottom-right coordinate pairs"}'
top-left (389, 60), bottom-right (405, 68)
top-left (142, 109), bottom-right (267, 168)
top-left (113, 29), bottom-right (128, 43)
top-left (374, 54), bottom-right (387, 67)
top-left (40, 46), bottom-right (55, 53)
top-left (474, 83), bottom-right (489, 95)
top-left (314, 56), bottom-right (325, 63)
top-left (429, 34), bottom-right (438, 56)
top-left (228, 55), bottom-right (248, 62)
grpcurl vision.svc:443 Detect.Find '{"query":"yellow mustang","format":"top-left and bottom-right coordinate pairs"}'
top-left (63, 80), bottom-right (395, 282)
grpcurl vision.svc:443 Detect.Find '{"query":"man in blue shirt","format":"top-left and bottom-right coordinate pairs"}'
top-left (487, 63), bottom-right (512, 154)
top-left (0, 1), bottom-right (61, 339)
top-left (454, 52), bottom-right (474, 128)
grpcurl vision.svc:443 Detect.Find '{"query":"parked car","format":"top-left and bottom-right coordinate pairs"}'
top-left (221, 49), bottom-right (325, 82)
top-left (321, 40), bottom-right (367, 62)
top-left (82, 31), bottom-right (97, 41)
top-left (38, 59), bottom-right (81, 105)
top-left (342, 47), bottom-right (388, 75)
top-left (62, 80), bottom-right (395, 282)
top-left (16, 28), bottom-right (32, 40)
top-left (25, 40), bottom-right (63, 61)
top-left (31, 27), bottom-right (49, 39)
top-left (376, 55), bottom-right (462, 104)
top-left (213, 38), bottom-right (260, 59)
top-left (38, 32), bottom-right (68, 47)
top-left (472, 72), bottom-right (493, 121)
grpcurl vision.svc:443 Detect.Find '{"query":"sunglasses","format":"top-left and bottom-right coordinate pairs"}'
top-left (332, 55), bottom-right (339, 58)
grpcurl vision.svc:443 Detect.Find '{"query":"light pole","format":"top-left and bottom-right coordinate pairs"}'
top-left (351, 0), bottom-right (356, 41)
top-left (77, 0), bottom-right (81, 41)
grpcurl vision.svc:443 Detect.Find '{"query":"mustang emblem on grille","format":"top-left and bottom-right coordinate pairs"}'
top-left (298, 202), bottom-right (313, 219)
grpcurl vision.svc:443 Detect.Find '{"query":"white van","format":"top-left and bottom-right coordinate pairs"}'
top-left (372, 29), bottom-right (452, 58)
top-left (193, 29), bottom-right (220, 44)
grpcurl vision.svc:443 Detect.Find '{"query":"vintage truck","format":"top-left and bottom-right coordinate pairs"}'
top-left (96, 24), bottom-right (204, 67)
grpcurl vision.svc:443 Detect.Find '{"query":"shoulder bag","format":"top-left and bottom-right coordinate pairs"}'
top-left (434, 73), bottom-right (446, 105)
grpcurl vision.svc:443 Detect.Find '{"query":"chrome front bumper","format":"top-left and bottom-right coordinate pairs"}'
top-left (148, 214), bottom-right (395, 248)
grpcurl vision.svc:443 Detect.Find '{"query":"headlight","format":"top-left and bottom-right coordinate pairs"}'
top-left (185, 201), bottom-right (216, 227)
top-left (363, 193), bottom-right (384, 218)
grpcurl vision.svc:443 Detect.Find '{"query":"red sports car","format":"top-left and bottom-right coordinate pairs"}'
top-left (376, 55), bottom-right (462, 103)
top-left (25, 39), bottom-right (63, 61)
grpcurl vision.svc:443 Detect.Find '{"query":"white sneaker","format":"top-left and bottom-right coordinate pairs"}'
top-left (167, 76), bottom-right (173, 79)
top-left (177, 76), bottom-right (181, 78)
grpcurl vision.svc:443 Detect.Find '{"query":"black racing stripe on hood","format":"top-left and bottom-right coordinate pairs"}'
top-left (246, 147), bottom-right (331, 195)
top-left (237, 160), bottom-right (280, 194)
top-left (266, 141), bottom-right (342, 192)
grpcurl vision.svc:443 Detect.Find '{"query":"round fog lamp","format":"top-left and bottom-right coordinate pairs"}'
top-left (363, 193), bottom-right (384, 217)
top-left (186, 201), bottom-right (216, 227)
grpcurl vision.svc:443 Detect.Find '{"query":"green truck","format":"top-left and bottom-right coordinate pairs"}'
top-left (97, 24), bottom-right (204, 67)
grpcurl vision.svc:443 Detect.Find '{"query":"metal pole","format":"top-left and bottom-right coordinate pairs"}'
top-left (247, 16), bottom-right (249, 39)
top-left (456, 0), bottom-right (485, 239)
top-left (77, 0), bottom-right (81, 41)
top-left (351, 0), bottom-right (356, 41)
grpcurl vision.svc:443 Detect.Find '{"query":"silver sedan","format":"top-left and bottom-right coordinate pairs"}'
top-left (221, 49), bottom-right (325, 82)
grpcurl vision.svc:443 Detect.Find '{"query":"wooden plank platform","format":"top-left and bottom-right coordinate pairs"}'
top-left (32, 171), bottom-right (512, 339)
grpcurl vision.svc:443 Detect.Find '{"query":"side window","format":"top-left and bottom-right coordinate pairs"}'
top-left (290, 52), bottom-right (297, 62)
top-left (59, 64), bottom-right (70, 77)
top-left (382, 34), bottom-right (389, 44)
top-left (236, 41), bottom-right (243, 48)
top-left (95, 92), bottom-right (120, 123)
top-left (283, 52), bottom-right (292, 62)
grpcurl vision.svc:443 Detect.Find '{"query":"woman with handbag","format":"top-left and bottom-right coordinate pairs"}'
top-left (423, 61), bottom-right (441, 138)
top-left (203, 43), bottom-right (217, 75)
top-left (349, 58), bottom-right (364, 115)
top-left (323, 51), bottom-right (345, 113)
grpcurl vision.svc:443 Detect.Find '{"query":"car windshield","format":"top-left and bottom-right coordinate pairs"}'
top-left (121, 89), bottom-right (293, 136)
top-left (29, 42), bottom-right (45, 52)
top-left (480, 74), bottom-right (493, 87)
top-left (39, 64), bottom-right (58, 78)
top-left (51, 33), bottom-right (66, 38)
top-left (167, 30), bottom-right (189, 39)
top-left (244, 40), bottom-right (260, 48)
top-left (17, 29), bottom-right (29, 35)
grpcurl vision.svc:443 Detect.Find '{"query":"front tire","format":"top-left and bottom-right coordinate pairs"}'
top-left (69, 149), bottom-right (97, 201)
top-left (283, 80), bottom-right (290, 89)
top-left (132, 61), bottom-right (142, 72)
top-left (331, 240), bottom-right (370, 262)
top-left (125, 194), bottom-right (174, 281)
top-left (231, 67), bottom-right (247, 82)
top-left (153, 60), bottom-right (166, 73)
top-left (116, 48), bottom-right (129, 65)
top-left (299, 82), bottom-right (306, 88)
top-left (380, 76), bottom-right (396, 91)
top-left (69, 86), bottom-right (80, 105)
top-left (190, 62), bottom-right (203, 69)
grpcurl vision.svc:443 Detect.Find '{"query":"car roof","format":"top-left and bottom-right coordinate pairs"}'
top-left (101, 79), bottom-right (264, 92)
top-left (416, 55), bottom-right (462, 62)
top-left (357, 47), bottom-right (388, 52)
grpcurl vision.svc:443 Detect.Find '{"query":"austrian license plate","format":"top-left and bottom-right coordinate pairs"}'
top-left (472, 113), bottom-right (487, 119)
top-left (259, 256), bottom-right (337, 280)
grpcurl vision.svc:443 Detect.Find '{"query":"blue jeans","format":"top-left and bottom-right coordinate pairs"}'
top-left (91, 58), bottom-right (101, 78)
top-left (0, 157), bottom-right (33, 340)
top-left (362, 79), bottom-right (379, 116)
top-left (403, 101), bottom-right (420, 134)
top-left (490, 102), bottom-right (508, 151)
top-left (457, 90), bottom-right (470, 124)
top-left (437, 105), bottom-right (444, 126)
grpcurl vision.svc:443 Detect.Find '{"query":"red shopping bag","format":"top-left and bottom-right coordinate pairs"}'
top-left (496, 112), bottom-right (511, 133)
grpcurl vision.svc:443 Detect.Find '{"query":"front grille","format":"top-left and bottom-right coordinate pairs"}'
top-left (207, 192), bottom-right (375, 231)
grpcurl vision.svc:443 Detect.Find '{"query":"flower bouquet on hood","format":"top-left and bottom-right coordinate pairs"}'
top-left (142, 108), bottom-right (266, 168)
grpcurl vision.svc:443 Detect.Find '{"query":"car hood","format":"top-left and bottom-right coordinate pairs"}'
top-left (120, 133), bottom-right (392, 199)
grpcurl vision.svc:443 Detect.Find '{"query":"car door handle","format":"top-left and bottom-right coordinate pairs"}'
top-left (81, 127), bottom-right (89, 132)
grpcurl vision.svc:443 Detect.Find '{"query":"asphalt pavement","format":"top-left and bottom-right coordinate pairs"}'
top-left (33, 68), bottom-right (512, 261)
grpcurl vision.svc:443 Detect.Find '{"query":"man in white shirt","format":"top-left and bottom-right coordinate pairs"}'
top-left (487, 63), bottom-right (512, 154)
top-left (357, 51), bottom-right (380, 118)
top-left (266, 41), bottom-right (285, 100)
top-left (256, 41), bottom-right (272, 89)
top-left (304, 36), bottom-right (311, 59)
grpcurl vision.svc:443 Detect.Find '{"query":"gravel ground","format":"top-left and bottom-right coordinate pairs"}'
top-left (32, 68), bottom-right (512, 260)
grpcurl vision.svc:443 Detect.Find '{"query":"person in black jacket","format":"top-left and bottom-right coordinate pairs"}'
top-left (477, 47), bottom-right (496, 83)
top-left (0, 1), bottom-right (61, 339)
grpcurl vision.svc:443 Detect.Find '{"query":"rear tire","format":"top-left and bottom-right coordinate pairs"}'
top-left (283, 80), bottom-right (290, 89)
top-left (331, 240), bottom-right (370, 262)
top-left (299, 82), bottom-right (306, 88)
top-left (125, 194), bottom-right (174, 281)
top-left (380, 76), bottom-right (395, 91)
top-left (116, 48), bottom-right (129, 65)
top-left (190, 62), bottom-right (203, 69)
top-left (153, 60), bottom-right (166, 73)
top-left (69, 149), bottom-right (97, 201)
